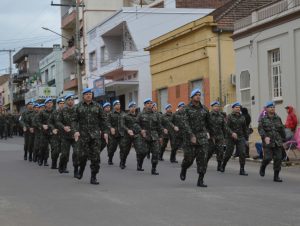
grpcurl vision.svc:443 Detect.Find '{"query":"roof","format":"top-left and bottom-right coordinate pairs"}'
top-left (13, 47), bottom-right (53, 64)
top-left (0, 74), bottom-right (10, 85)
top-left (209, 0), bottom-right (279, 31)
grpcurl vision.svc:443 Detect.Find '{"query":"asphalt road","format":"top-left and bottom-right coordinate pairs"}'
top-left (0, 137), bottom-right (300, 226)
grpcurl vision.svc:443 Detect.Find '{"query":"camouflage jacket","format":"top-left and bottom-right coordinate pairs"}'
top-left (36, 109), bottom-right (53, 135)
top-left (56, 106), bottom-right (77, 139)
top-left (161, 112), bottom-right (175, 137)
top-left (226, 112), bottom-right (248, 139)
top-left (108, 110), bottom-right (125, 137)
top-left (74, 101), bottom-right (109, 139)
top-left (208, 110), bottom-right (227, 140)
top-left (183, 102), bottom-right (210, 145)
top-left (19, 110), bottom-right (35, 128)
top-left (171, 109), bottom-right (186, 137)
top-left (121, 112), bottom-right (139, 136)
top-left (135, 108), bottom-right (163, 141)
top-left (32, 111), bottom-right (41, 132)
top-left (258, 113), bottom-right (285, 147)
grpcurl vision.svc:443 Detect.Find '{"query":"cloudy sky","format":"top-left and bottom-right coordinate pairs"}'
top-left (0, 0), bottom-right (61, 74)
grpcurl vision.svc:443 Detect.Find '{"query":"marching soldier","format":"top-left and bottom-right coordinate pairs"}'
top-left (100, 102), bottom-right (111, 153)
top-left (180, 88), bottom-right (210, 187)
top-left (135, 98), bottom-right (162, 175)
top-left (221, 102), bottom-right (248, 176)
top-left (74, 88), bottom-right (109, 185)
top-left (48, 98), bottom-right (65, 169)
top-left (0, 109), bottom-right (5, 139)
top-left (32, 103), bottom-right (41, 162)
top-left (56, 94), bottom-right (78, 176)
top-left (107, 100), bottom-right (124, 165)
top-left (36, 98), bottom-right (54, 166)
top-left (119, 101), bottom-right (141, 169)
top-left (207, 101), bottom-right (227, 171)
top-left (258, 101), bottom-right (285, 182)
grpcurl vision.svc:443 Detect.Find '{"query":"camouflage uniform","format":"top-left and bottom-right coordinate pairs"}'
top-left (258, 113), bottom-right (285, 180)
top-left (160, 112), bottom-right (177, 162)
top-left (119, 111), bottom-right (141, 168)
top-left (222, 112), bottom-right (248, 173)
top-left (32, 110), bottom-right (41, 162)
top-left (48, 108), bottom-right (63, 169)
top-left (100, 111), bottom-right (110, 153)
top-left (19, 110), bottom-right (35, 160)
top-left (107, 110), bottom-right (124, 164)
top-left (181, 102), bottom-right (210, 183)
top-left (7, 113), bottom-right (15, 137)
top-left (74, 101), bottom-right (108, 180)
top-left (56, 105), bottom-right (78, 175)
top-left (207, 110), bottom-right (227, 170)
top-left (171, 109), bottom-right (186, 158)
top-left (36, 109), bottom-right (53, 166)
top-left (135, 108), bottom-right (162, 174)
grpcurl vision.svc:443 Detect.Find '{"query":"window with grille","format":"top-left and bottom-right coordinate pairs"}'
top-left (269, 49), bottom-right (282, 100)
top-left (89, 51), bottom-right (97, 71)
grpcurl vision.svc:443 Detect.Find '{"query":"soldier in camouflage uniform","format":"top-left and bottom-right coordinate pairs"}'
top-left (107, 100), bottom-right (124, 165)
top-left (207, 101), bottom-right (227, 171)
top-left (258, 101), bottom-right (285, 182)
top-left (171, 102), bottom-right (186, 162)
top-left (160, 104), bottom-right (179, 163)
top-left (0, 109), bottom-right (5, 139)
top-left (180, 88), bottom-right (210, 187)
top-left (119, 101), bottom-right (141, 169)
top-left (19, 100), bottom-right (34, 160)
top-left (56, 94), bottom-right (78, 176)
top-left (48, 98), bottom-right (65, 170)
top-left (221, 102), bottom-right (248, 176)
top-left (74, 88), bottom-right (109, 185)
top-left (32, 104), bottom-right (41, 162)
top-left (36, 98), bottom-right (54, 166)
top-left (100, 102), bottom-right (111, 153)
top-left (135, 98), bottom-right (162, 175)
top-left (7, 112), bottom-right (15, 138)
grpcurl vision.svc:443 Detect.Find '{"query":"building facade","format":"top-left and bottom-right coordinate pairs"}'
top-left (0, 75), bottom-right (10, 110)
top-left (86, 7), bottom-right (213, 110)
top-left (233, 0), bottom-right (300, 127)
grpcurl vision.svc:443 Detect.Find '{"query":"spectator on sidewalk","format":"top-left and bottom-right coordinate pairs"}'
top-left (285, 106), bottom-right (298, 140)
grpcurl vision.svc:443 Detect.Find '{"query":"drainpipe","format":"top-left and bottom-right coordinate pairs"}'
top-left (217, 29), bottom-right (223, 105)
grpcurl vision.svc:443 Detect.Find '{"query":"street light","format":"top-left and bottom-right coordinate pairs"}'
top-left (41, 27), bottom-right (70, 41)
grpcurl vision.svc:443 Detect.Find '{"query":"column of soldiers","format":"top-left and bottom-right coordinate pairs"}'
top-left (18, 87), bottom-right (285, 186)
top-left (0, 107), bottom-right (21, 139)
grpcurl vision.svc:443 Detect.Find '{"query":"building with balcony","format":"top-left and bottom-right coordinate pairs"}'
top-left (0, 74), bottom-right (10, 110)
top-left (12, 47), bottom-right (53, 111)
top-left (86, 7), bottom-right (214, 110)
top-left (233, 0), bottom-right (300, 127)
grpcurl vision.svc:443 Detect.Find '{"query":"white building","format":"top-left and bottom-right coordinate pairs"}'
top-left (86, 6), bottom-right (213, 109)
top-left (233, 0), bottom-right (300, 127)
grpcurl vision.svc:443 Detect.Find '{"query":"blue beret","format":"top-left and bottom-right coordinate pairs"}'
top-left (210, 101), bottom-right (220, 107)
top-left (33, 103), bottom-right (39, 108)
top-left (177, 102), bottom-right (185, 108)
top-left (190, 88), bottom-right (201, 98)
top-left (103, 102), bottom-right (111, 108)
top-left (232, 101), bottom-right (241, 108)
top-left (39, 104), bottom-right (45, 107)
top-left (44, 98), bottom-right (53, 104)
top-left (65, 94), bottom-right (74, 100)
top-left (128, 101), bottom-right (136, 108)
top-left (57, 98), bottom-right (65, 103)
top-left (265, 101), bottom-right (275, 108)
top-left (144, 98), bottom-right (152, 104)
top-left (152, 102), bottom-right (157, 107)
top-left (165, 104), bottom-right (172, 110)
top-left (113, 100), bottom-right (120, 106)
top-left (82, 88), bottom-right (93, 95)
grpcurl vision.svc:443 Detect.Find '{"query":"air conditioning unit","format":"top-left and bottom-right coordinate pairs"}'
top-left (230, 74), bottom-right (236, 86)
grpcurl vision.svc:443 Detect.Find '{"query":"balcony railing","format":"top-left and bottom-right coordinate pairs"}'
top-left (64, 77), bottom-right (78, 90)
top-left (63, 46), bottom-right (75, 61)
top-left (61, 7), bottom-right (76, 29)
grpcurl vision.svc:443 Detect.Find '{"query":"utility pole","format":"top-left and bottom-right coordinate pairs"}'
top-left (0, 49), bottom-right (15, 112)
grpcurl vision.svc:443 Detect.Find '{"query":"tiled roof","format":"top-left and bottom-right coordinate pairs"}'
top-left (209, 0), bottom-right (279, 30)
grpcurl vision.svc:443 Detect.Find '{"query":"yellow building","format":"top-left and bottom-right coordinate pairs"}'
top-left (145, 0), bottom-right (272, 111)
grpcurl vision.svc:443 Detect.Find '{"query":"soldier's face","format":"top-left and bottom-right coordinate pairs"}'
top-left (46, 102), bottom-right (53, 109)
top-left (27, 104), bottom-right (33, 110)
top-left (233, 106), bottom-right (241, 113)
top-left (67, 98), bottom-right (74, 107)
top-left (104, 106), bottom-right (111, 112)
top-left (129, 106), bottom-right (136, 113)
top-left (178, 106), bottom-right (184, 111)
top-left (34, 107), bottom-right (39, 112)
top-left (267, 106), bottom-right (275, 114)
top-left (58, 102), bottom-right (65, 109)
top-left (212, 105), bottom-right (220, 111)
top-left (166, 107), bottom-right (172, 113)
top-left (192, 93), bottom-right (201, 102)
top-left (83, 92), bottom-right (93, 102)
top-left (114, 103), bottom-right (121, 111)
top-left (145, 102), bottom-right (153, 110)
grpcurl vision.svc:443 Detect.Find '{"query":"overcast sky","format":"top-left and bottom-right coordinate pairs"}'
top-left (0, 0), bottom-right (61, 74)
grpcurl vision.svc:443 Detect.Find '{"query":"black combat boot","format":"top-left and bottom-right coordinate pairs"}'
top-left (44, 159), bottom-right (49, 167)
top-left (29, 153), bottom-right (32, 162)
top-left (51, 160), bottom-right (58, 169)
top-left (273, 171), bottom-right (283, 182)
top-left (146, 151), bottom-right (151, 159)
top-left (33, 153), bottom-right (37, 162)
top-left (180, 167), bottom-right (187, 181)
top-left (73, 166), bottom-right (78, 178)
top-left (75, 165), bottom-right (85, 180)
top-left (151, 163), bottom-right (159, 175)
top-left (220, 161), bottom-right (227, 173)
top-left (119, 160), bottom-right (126, 170)
top-left (170, 150), bottom-right (178, 163)
top-left (38, 158), bottom-right (43, 166)
top-left (90, 173), bottom-right (99, 185)
top-left (24, 152), bottom-right (27, 161)
top-left (197, 173), bottom-right (207, 187)
top-left (217, 161), bottom-right (222, 171)
top-left (239, 166), bottom-right (248, 176)
top-left (259, 164), bottom-right (267, 177)
top-left (108, 156), bottom-right (114, 165)
top-left (137, 159), bottom-right (144, 171)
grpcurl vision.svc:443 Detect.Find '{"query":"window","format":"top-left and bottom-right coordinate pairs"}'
top-left (240, 70), bottom-right (251, 112)
top-left (128, 92), bottom-right (133, 102)
top-left (89, 51), bottom-right (97, 71)
top-left (50, 65), bottom-right (55, 81)
top-left (45, 69), bottom-right (49, 83)
top-left (101, 46), bottom-right (109, 66)
top-left (269, 49), bottom-right (282, 100)
top-left (159, 88), bottom-right (168, 112)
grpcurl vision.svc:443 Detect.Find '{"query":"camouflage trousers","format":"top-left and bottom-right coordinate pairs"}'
top-left (39, 133), bottom-right (50, 162)
top-left (33, 132), bottom-right (41, 161)
top-left (24, 131), bottom-right (35, 157)
top-left (59, 137), bottom-right (78, 170)
top-left (77, 136), bottom-right (101, 174)
top-left (223, 138), bottom-right (246, 167)
top-left (100, 136), bottom-right (107, 153)
top-left (261, 145), bottom-right (282, 172)
top-left (136, 137), bottom-right (159, 164)
top-left (120, 134), bottom-right (142, 163)
top-left (160, 133), bottom-right (177, 160)
top-left (181, 143), bottom-right (208, 175)
top-left (207, 138), bottom-right (225, 163)
top-left (50, 134), bottom-right (61, 164)
top-left (107, 135), bottom-right (121, 159)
